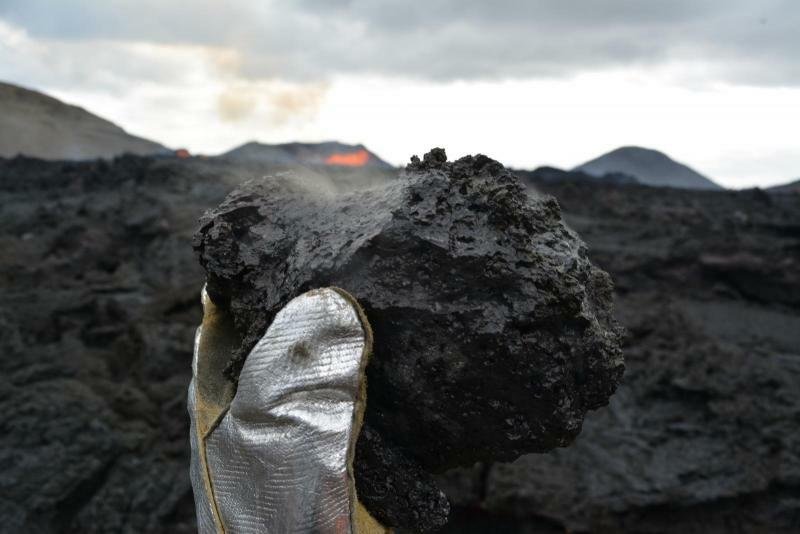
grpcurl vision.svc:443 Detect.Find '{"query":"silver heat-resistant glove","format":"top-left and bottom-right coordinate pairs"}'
top-left (188, 287), bottom-right (388, 533)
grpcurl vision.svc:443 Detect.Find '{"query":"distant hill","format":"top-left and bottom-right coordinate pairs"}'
top-left (574, 146), bottom-right (722, 190)
top-left (768, 179), bottom-right (800, 194)
top-left (0, 81), bottom-right (168, 160)
top-left (222, 141), bottom-right (392, 169)
top-left (517, 166), bottom-right (639, 187)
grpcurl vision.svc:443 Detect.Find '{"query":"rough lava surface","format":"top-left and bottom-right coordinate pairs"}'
top-left (193, 148), bottom-right (625, 530)
top-left (438, 171), bottom-right (800, 533)
top-left (2, 153), bottom-right (798, 533)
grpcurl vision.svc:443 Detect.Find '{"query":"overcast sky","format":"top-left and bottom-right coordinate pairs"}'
top-left (1, 0), bottom-right (798, 187)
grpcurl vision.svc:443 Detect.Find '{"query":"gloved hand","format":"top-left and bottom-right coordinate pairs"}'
top-left (188, 286), bottom-right (389, 533)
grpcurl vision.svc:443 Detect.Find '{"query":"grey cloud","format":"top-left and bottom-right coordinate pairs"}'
top-left (1, 0), bottom-right (799, 86)
top-left (0, 1), bottom-right (246, 44)
top-left (0, 31), bottom-right (205, 93)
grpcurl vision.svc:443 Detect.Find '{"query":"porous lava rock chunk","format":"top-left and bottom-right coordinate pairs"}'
top-left (193, 148), bottom-right (624, 530)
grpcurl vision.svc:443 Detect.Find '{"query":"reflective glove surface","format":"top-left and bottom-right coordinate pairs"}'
top-left (188, 287), bottom-right (388, 533)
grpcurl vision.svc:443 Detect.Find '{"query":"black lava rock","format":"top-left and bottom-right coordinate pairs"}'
top-left (6, 152), bottom-right (798, 533)
top-left (0, 155), bottom-right (233, 534)
top-left (193, 149), bottom-right (625, 530)
top-left (438, 175), bottom-right (800, 533)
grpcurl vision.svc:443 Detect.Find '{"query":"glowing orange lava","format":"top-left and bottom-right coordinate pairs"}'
top-left (325, 149), bottom-right (370, 167)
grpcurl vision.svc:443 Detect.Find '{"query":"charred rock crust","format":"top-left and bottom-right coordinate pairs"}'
top-left (193, 148), bottom-right (624, 530)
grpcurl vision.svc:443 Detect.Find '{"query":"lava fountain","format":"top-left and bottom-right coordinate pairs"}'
top-left (325, 149), bottom-right (370, 167)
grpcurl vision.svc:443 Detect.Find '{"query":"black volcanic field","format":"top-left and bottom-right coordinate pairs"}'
top-left (0, 153), bottom-right (798, 533)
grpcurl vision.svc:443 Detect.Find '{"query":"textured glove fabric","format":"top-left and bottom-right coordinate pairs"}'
top-left (189, 288), bottom-right (378, 533)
